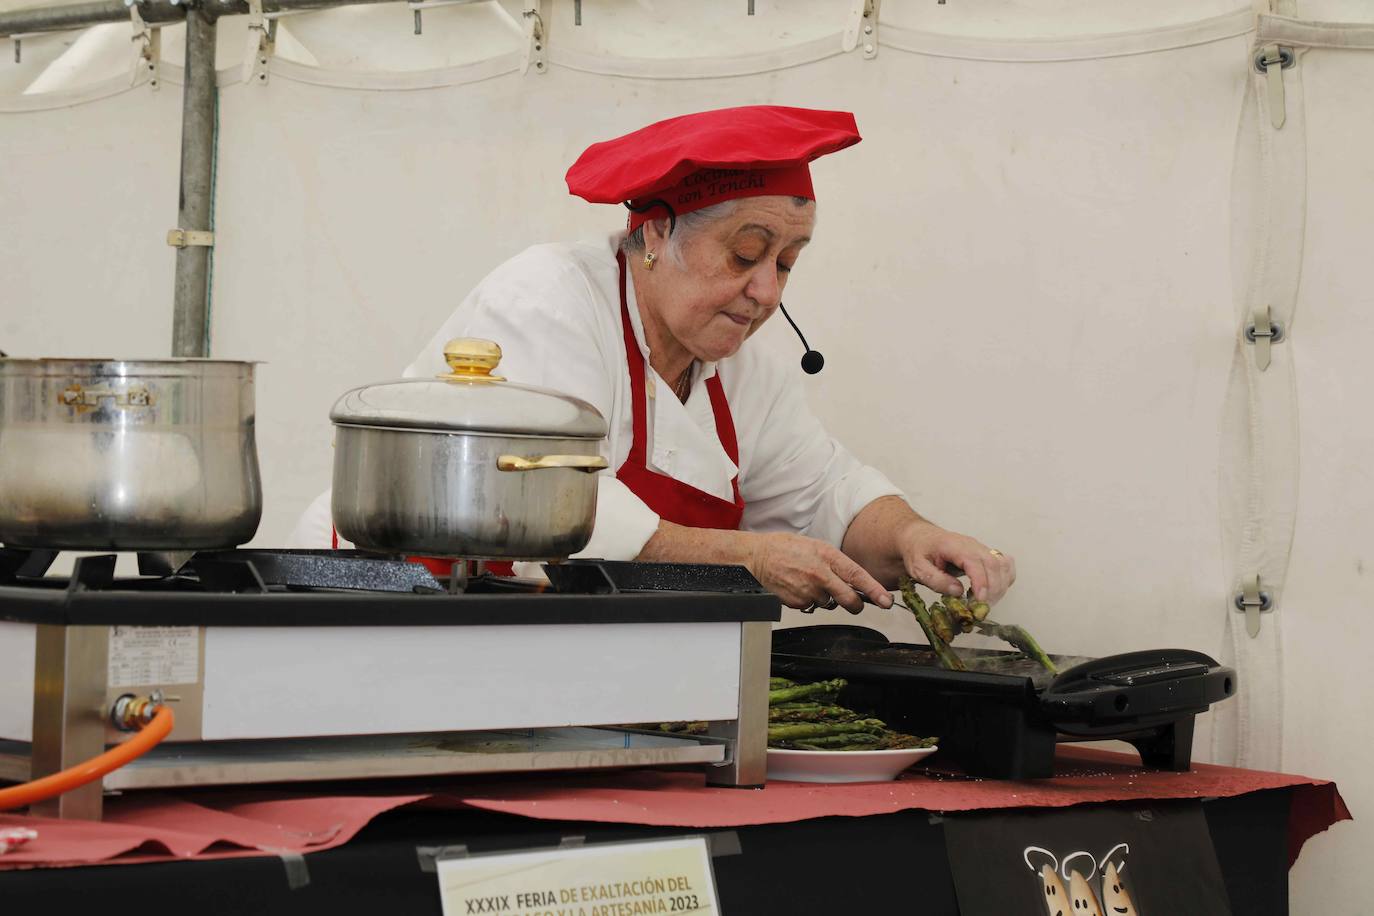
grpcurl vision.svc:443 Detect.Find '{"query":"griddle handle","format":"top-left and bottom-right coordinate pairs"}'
top-left (1093, 660), bottom-right (1210, 687)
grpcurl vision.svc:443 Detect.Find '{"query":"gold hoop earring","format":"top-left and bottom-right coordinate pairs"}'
top-left (643, 251), bottom-right (656, 271)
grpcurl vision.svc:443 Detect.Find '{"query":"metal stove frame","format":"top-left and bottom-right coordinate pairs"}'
top-left (0, 553), bottom-right (778, 820)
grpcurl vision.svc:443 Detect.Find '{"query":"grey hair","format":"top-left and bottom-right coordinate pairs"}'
top-left (620, 195), bottom-right (814, 268)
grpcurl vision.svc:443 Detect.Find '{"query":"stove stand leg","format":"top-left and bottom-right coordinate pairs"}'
top-left (1131, 716), bottom-right (1196, 772)
top-left (30, 625), bottom-right (110, 820)
top-left (950, 700), bottom-right (1056, 778)
top-left (706, 621), bottom-right (770, 788)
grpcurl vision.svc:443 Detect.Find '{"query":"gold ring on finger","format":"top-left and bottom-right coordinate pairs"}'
top-left (988, 548), bottom-right (1004, 558)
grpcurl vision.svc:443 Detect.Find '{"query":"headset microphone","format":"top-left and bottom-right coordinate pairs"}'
top-left (777, 302), bottom-right (825, 374)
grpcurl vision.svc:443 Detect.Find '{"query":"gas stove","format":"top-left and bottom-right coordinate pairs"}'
top-left (0, 549), bottom-right (778, 819)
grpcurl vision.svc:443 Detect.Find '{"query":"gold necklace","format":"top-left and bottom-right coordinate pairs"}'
top-left (673, 366), bottom-right (692, 402)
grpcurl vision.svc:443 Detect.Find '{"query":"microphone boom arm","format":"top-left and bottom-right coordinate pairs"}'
top-left (778, 301), bottom-right (825, 374)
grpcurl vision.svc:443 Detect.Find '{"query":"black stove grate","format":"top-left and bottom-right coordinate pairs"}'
top-left (0, 548), bottom-right (769, 597)
top-left (189, 550), bottom-right (443, 593)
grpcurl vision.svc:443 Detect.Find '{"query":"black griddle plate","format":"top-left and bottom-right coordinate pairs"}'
top-left (771, 625), bottom-right (1237, 779)
top-left (773, 624), bottom-right (1093, 692)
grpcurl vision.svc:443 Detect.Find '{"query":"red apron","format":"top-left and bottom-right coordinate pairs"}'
top-left (614, 251), bottom-right (745, 530)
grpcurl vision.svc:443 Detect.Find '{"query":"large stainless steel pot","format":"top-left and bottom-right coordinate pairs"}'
top-left (330, 339), bottom-right (610, 560)
top-left (0, 357), bottom-right (262, 549)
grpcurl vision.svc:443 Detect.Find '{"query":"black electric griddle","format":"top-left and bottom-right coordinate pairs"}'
top-left (771, 625), bottom-right (1237, 779)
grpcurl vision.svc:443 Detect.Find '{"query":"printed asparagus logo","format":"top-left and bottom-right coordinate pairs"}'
top-left (1098, 844), bottom-right (1139, 915)
top-left (1025, 847), bottom-right (1070, 916)
top-left (1062, 851), bottom-right (1106, 916)
top-left (1024, 844), bottom-right (1144, 916)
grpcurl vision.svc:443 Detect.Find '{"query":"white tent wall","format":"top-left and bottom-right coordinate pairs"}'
top-left (1, 88), bottom-right (181, 352)
top-left (1273, 34), bottom-right (1374, 911)
top-left (209, 36), bottom-right (1246, 673)
top-left (1, 1), bottom-right (1369, 909)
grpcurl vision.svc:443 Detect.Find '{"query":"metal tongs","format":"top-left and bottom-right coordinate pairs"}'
top-left (897, 576), bottom-right (1058, 674)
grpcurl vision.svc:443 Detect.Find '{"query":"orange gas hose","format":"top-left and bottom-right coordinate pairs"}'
top-left (0, 705), bottom-right (174, 812)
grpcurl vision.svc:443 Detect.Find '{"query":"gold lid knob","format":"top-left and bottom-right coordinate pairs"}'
top-left (439, 338), bottom-right (505, 381)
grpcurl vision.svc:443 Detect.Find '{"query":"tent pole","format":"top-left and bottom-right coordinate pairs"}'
top-left (170, 5), bottom-right (217, 358)
top-left (0, 0), bottom-right (400, 358)
top-left (0, 1), bottom-right (171, 34)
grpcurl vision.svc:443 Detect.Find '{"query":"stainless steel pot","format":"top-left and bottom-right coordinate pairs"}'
top-left (330, 339), bottom-right (610, 560)
top-left (0, 357), bottom-right (262, 550)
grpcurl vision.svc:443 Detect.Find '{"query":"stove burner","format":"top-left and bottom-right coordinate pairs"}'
top-left (0, 547), bottom-right (446, 594)
top-left (546, 560), bottom-right (766, 595)
top-left (190, 550), bottom-right (443, 593)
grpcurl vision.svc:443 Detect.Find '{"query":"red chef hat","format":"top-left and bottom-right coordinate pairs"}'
top-left (565, 105), bottom-right (861, 231)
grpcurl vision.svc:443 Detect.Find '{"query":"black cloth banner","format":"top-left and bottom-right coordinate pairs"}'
top-left (944, 801), bottom-right (1232, 915)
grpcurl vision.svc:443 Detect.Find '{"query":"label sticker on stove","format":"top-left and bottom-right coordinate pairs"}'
top-left (436, 835), bottom-right (719, 916)
top-left (108, 626), bottom-right (200, 687)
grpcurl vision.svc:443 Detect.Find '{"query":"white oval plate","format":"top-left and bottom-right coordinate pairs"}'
top-left (766, 745), bottom-right (939, 783)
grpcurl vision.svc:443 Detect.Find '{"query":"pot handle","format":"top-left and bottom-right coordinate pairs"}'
top-left (497, 454), bottom-right (609, 474)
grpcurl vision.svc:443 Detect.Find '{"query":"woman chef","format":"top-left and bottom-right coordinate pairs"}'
top-left (292, 105), bottom-right (1015, 612)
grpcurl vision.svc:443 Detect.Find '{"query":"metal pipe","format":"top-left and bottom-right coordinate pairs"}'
top-left (0, 0), bottom-right (397, 38)
top-left (1, 0), bottom-right (404, 359)
top-left (0, 0), bottom-right (180, 35)
top-left (170, 6), bottom-right (217, 358)
top-left (1, 0), bottom-right (400, 364)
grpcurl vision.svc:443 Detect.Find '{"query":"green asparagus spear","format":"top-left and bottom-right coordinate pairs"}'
top-left (768, 679), bottom-right (848, 705)
top-left (768, 719), bottom-right (887, 742)
top-left (943, 597), bottom-right (978, 634)
top-left (763, 673), bottom-right (940, 753)
top-left (902, 580), bottom-right (1056, 674)
top-left (768, 705), bottom-right (865, 723)
top-left (878, 731), bottom-right (939, 750)
top-left (928, 602), bottom-right (959, 643)
top-left (974, 620), bottom-right (1059, 674)
top-left (898, 578), bottom-right (967, 671)
top-left (785, 731), bottom-right (937, 751)
top-left (785, 733), bottom-right (884, 749)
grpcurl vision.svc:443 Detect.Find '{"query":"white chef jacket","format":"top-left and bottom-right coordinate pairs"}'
top-left (289, 233), bottom-right (903, 559)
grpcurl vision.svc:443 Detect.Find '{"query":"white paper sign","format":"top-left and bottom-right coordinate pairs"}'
top-left (437, 836), bottom-right (719, 916)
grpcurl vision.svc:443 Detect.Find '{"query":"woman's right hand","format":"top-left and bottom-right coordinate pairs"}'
top-left (746, 532), bottom-right (893, 613)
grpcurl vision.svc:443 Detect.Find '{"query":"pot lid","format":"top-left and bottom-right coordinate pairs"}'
top-left (329, 338), bottom-right (608, 439)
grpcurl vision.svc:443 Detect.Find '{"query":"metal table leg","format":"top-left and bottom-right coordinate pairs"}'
top-left (706, 621), bottom-right (771, 788)
top-left (29, 625), bottom-right (109, 820)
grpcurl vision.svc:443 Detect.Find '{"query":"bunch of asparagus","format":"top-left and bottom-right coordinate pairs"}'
top-left (767, 677), bottom-right (936, 751)
top-left (898, 576), bottom-right (1057, 674)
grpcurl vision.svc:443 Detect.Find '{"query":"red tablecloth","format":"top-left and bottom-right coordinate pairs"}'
top-left (0, 748), bottom-right (1349, 870)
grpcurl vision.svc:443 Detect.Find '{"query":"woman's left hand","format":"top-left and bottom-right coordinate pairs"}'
top-left (896, 520), bottom-right (1016, 604)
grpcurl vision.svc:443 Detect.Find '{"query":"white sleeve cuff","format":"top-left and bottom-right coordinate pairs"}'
top-left (572, 475), bottom-right (662, 561)
top-left (802, 466), bottom-right (906, 549)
